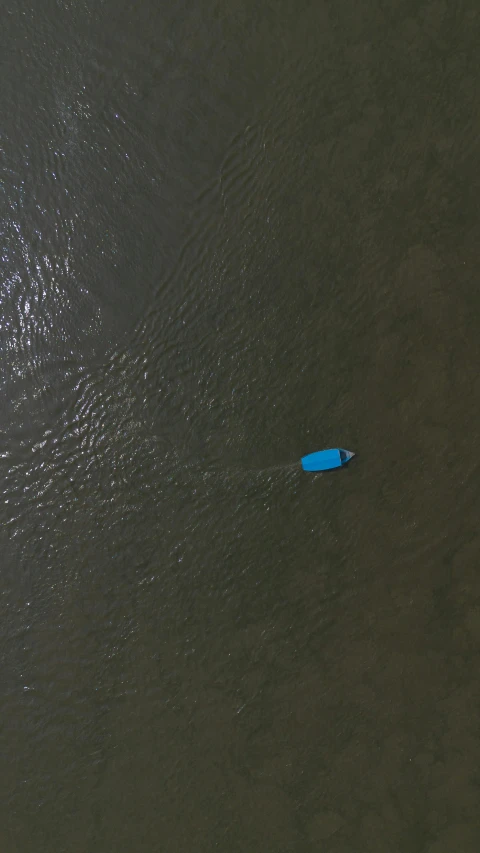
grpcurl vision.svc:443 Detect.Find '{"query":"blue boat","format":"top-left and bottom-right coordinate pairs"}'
top-left (301, 448), bottom-right (355, 472)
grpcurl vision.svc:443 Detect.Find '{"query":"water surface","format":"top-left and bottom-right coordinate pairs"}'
top-left (2, 0), bottom-right (480, 850)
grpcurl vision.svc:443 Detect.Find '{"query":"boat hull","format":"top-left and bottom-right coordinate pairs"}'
top-left (301, 448), bottom-right (354, 472)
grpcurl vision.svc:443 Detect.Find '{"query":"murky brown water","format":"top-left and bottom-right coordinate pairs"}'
top-left (2, 0), bottom-right (480, 850)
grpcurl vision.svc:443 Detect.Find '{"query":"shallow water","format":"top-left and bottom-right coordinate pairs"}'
top-left (2, 0), bottom-right (480, 850)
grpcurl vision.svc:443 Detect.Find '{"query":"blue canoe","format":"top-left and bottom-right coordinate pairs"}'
top-left (301, 448), bottom-right (355, 472)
